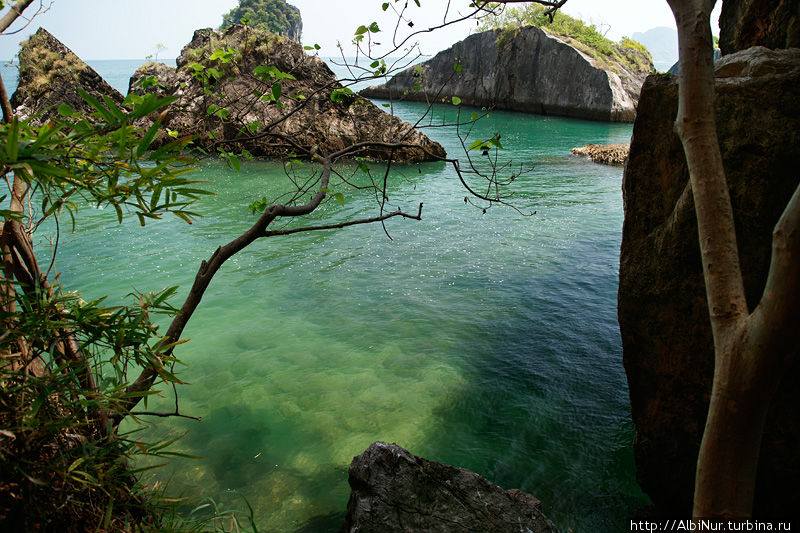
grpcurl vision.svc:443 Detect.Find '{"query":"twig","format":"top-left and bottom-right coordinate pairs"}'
top-left (130, 411), bottom-right (202, 421)
top-left (262, 203), bottom-right (423, 238)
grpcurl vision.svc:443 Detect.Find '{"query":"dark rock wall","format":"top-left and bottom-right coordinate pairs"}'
top-left (619, 47), bottom-right (800, 516)
top-left (719, 0), bottom-right (800, 55)
top-left (361, 26), bottom-right (649, 122)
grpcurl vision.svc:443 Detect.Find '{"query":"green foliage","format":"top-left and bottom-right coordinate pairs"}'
top-left (0, 89), bottom-right (208, 530)
top-left (17, 31), bottom-right (88, 96)
top-left (479, 4), bottom-right (652, 73)
top-left (619, 36), bottom-right (648, 54)
top-left (1, 93), bottom-right (206, 227)
top-left (220, 0), bottom-right (302, 39)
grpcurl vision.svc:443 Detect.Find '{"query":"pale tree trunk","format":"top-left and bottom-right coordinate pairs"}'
top-left (667, 0), bottom-right (800, 518)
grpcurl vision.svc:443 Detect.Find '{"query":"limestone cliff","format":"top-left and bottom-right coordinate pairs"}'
top-left (619, 47), bottom-right (800, 516)
top-left (12, 25), bottom-right (444, 163)
top-left (220, 0), bottom-right (303, 43)
top-left (361, 26), bottom-right (652, 122)
top-left (129, 25), bottom-right (444, 162)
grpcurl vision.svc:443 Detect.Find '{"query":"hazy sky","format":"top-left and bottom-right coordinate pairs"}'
top-left (0, 0), bottom-right (722, 61)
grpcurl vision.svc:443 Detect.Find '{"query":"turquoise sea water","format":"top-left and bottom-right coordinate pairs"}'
top-left (17, 60), bottom-right (648, 531)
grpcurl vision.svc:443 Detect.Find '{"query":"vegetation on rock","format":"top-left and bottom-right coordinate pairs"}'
top-left (478, 3), bottom-right (653, 74)
top-left (16, 29), bottom-right (87, 96)
top-left (220, 0), bottom-right (302, 42)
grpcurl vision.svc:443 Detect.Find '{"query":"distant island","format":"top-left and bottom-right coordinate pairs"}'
top-left (631, 26), bottom-right (679, 71)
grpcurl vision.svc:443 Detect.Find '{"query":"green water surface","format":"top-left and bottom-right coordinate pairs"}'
top-left (43, 101), bottom-right (648, 531)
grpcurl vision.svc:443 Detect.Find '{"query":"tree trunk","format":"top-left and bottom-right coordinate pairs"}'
top-left (668, 0), bottom-right (800, 517)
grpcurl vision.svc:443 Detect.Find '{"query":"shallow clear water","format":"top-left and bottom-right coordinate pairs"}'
top-left (23, 60), bottom-right (648, 531)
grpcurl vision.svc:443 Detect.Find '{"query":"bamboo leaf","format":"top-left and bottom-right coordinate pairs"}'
top-left (136, 119), bottom-right (162, 157)
top-left (78, 87), bottom-right (116, 124)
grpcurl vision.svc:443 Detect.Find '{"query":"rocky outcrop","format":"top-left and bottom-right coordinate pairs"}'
top-left (719, 0), bottom-right (800, 55)
top-left (339, 442), bottom-right (558, 533)
top-left (361, 26), bottom-right (652, 122)
top-left (619, 46), bottom-right (800, 517)
top-left (129, 25), bottom-right (444, 161)
top-left (571, 143), bottom-right (629, 166)
top-left (11, 28), bottom-right (124, 125)
top-left (12, 26), bottom-right (444, 163)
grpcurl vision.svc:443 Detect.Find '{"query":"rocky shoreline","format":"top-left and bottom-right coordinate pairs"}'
top-left (571, 143), bottom-right (630, 166)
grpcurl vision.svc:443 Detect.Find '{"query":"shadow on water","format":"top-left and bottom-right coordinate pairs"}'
top-left (412, 234), bottom-right (649, 532)
top-left (292, 511), bottom-right (346, 533)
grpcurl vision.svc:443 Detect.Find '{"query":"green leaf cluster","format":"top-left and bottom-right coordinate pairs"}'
top-left (0, 85), bottom-right (213, 530)
top-left (1, 90), bottom-right (208, 228)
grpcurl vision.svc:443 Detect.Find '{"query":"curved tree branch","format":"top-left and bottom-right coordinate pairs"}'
top-left (262, 203), bottom-right (423, 237)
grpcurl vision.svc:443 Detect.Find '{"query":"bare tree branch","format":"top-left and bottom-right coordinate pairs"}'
top-left (262, 203), bottom-right (423, 237)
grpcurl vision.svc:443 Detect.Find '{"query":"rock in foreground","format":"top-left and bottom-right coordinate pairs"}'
top-left (571, 143), bottom-right (629, 166)
top-left (339, 442), bottom-right (558, 533)
top-left (361, 26), bottom-right (651, 122)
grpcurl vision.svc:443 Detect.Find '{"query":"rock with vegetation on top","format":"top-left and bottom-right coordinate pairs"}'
top-left (129, 25), bottom-right (445, 162)
top-left (11, 28), bottom-right (124, 125)
top-left (339, 442), bottom-right (558, 533)
top-left (619, 46), bottom-right (800, 517)
top-left (361, 26), bottom-right (652, 122)
top-left (571, 143), bottom-right (629, 166)
top-left (220, 0), bottom-right (303, 43)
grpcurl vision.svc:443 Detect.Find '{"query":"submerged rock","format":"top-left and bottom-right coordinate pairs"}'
top-left (339, 442), bottom-right (558, 533)
top-left (361, 26), bottom-right (652, 122)
top-left (571, 143), bottom-right (629, 166)
top-left (619, 46), bottom-right (800, 516)
top-left (11, 28), bottom-right (124, 124)
top-left (130, 25), bottom-right (445, 162)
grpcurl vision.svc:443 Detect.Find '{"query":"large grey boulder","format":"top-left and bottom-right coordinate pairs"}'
top-left (361, 26), bottom-right (652, 122)
top-left (339, 442), bottom-right (558, 533)
top-left (619, 46), bottom-right (800, 517)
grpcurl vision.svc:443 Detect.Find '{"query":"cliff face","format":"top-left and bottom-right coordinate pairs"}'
top-left (619, 47), bottom-right (800, 516)
top-left (360, 26), bottom-right (651, 122)
top-left (11, 28), bottom-right (124, 125)
top-left (719, 0), bottom-right (800, 55)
